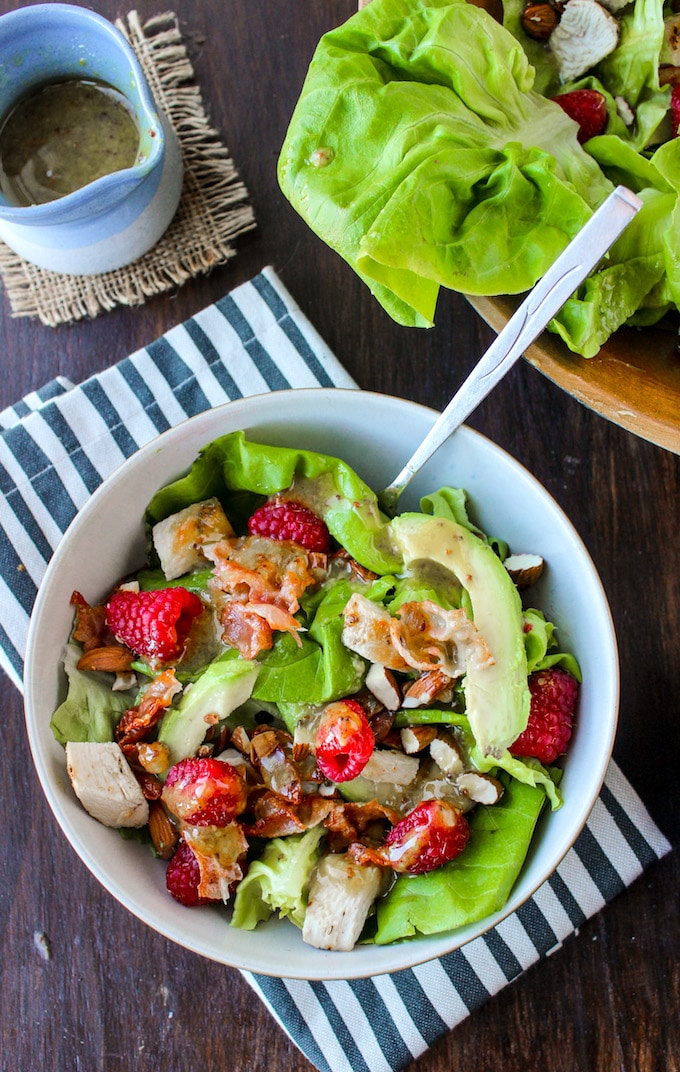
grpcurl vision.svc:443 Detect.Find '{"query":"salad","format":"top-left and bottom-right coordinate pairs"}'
top-left (52, 432), bottom-right (580, 951)
top-left (278, 0), bottom-right (680, 358)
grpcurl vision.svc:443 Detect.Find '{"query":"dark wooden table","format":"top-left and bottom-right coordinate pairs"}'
top-left (0, 2), bottom-right (678, 1070)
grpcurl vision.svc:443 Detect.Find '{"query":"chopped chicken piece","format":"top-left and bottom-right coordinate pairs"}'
top-left (65, 741), bottom-right (149, 828)
top-left (152, 497), bottom-right (234, 580)
top-left (341, 592), bottom-right (410, 670)
top-left (302, 852), bottom-right (386, 951)
top-left (361, 748), bottom-right (420, 786)
top-left (549, 0), bottom-right (619, 83)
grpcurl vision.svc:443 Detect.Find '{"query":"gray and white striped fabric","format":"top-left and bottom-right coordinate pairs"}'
top-left (0, 267), bottom-right (670, 1072)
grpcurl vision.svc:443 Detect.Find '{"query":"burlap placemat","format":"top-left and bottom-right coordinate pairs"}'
top-left (0, 10), bottom-right (256, 327)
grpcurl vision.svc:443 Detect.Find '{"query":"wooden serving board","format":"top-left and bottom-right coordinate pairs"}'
top-left (468, 294), bottom-right (680, 455)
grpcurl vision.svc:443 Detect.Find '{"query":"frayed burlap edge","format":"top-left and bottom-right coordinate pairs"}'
top-left (0, 10), bottom-right (256, 327)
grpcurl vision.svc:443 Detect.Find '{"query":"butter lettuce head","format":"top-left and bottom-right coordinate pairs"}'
top-left (278, 0), bottom-right (611, 328)
top-left (280, 0), bottom-right (680, 356)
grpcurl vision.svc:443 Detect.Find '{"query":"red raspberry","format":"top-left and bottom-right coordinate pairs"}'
top-left (315, 699), bottom-right (374, 782)
top-left (248, 499), bottom-right (332, 552)
top-left (672, 84), bottom-right (680, 136)
top-left (552, 89), bottom-right (607, 143)
top-left (384, 800), bottom-right (470, 874)
top-left (165, 839), bottom-right (214, 906)
top-left (105, 586), bottom-right (203, 663)
top-left (161, 757), bottom-right (248, 827)
top-left (510, 667), bottom-right (579, 764)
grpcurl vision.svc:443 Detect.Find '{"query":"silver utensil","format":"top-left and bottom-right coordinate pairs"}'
top-left (377, 184), bottom-right (642, 516)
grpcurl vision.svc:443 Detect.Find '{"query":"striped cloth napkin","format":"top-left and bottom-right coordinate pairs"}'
top-left (1, 267), bottom-right (670, 1072)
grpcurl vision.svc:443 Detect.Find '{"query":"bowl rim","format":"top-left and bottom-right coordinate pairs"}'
top-left (23, 388), bottom-right (620, 979)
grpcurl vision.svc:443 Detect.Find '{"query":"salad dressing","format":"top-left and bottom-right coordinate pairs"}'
top-left (0, 78), bottom-right (140, 206)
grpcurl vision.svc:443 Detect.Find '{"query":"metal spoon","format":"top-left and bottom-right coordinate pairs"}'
top-left (377, 185), bottom-right (642, 516)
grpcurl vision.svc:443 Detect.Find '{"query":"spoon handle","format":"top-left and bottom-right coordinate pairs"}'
top-left (378, 185), bottom-right (642, 515)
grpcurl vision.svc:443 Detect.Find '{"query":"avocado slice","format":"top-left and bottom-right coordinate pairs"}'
top-left (388, 513), bottom-right (530, 756)
top-left (157, 653), bottom-right (260, 767)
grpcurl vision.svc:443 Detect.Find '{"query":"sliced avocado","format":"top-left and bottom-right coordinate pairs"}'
top-left (388, 513), bottom-right (530, 756)
top-left (157, 653), bottom-right (259, 767)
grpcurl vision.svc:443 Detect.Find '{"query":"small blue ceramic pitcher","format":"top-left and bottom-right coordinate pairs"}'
top-left (0, 3), bottom-right (183, 274)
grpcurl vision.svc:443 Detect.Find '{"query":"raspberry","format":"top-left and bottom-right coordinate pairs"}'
top-left (315, 699), bottom-right (374, 782)
top-left (161, 757), bottom-right (248, 826)
top-left (510, 667), bottom-right (579, 764)
top-left (165, 839), bottom-right (214, 906)
top-left (384, 800), bottom-right (470, 874)
top-left (552, 89), bottom-right (607, 143)
top-left (672, 84), bottom-right (680, 136)
top-left (105, 586), bottom-right (203, 663)
top-left (248, 499), bottom-right (332, 552)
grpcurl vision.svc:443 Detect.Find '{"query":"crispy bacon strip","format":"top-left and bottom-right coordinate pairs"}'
top-left (391, 600), bottom-right (494, 676)
top-left (115, 668), bottom-right (181, 757)
top-left (206, 536), bottom-right (318, 614)
top-left (70, 590), bottom-right (112, 652)
top-left (323, 799), bottom-right (400, 851)
top-left (243, 790), bottom-right (335, 838)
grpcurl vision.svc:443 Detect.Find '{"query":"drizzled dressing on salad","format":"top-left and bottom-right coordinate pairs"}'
top-left (53, 433), bottom-right (580, 951)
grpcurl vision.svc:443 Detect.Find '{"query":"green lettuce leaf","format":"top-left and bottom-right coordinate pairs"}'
top-left (145, 430), bottom-right (401, 575)
top-left (252, 580), bottom-right (365, 706)
top-left (523, 608), bottom-right (581, 679)
top-left (373, 773), bottom-right (546, 943)
top-left (231, 826), bottom-right (326, 929)
top-left (278, 0), bottom-right (611, 329)
top-left (50, 641), bottom-right (133, 745)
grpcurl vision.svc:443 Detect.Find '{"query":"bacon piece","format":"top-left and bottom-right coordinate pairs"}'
top-left (390, 600), bottom-right (495, 677)
top-left (243, 790), bottom-right (335, 838)
top-left (115, 668), bottom-right (182, 758)
top-left (71, 590), bottom-right (114, 652)
top-left (323, 799), bottom-right (400, 851)
top-left (205, 536), bottom-right (318, 614)
top-left (220, 601), bottom-right (274, 658)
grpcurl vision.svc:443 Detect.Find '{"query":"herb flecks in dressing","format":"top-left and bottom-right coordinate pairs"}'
top-left (0, 78), bottom-right (140, 206)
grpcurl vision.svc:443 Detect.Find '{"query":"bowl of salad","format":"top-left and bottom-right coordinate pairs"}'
top-left (23, 388), bottom-right (618, 980)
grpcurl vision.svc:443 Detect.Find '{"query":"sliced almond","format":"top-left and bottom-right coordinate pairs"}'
top-left (430, 734), bottom-right (465, 777)
top-left (456, 771), bottom-right (504, 805)
top-left (365, 664), bottom-right (402, 711)
top-left (77, 644), bottom-right (135, 673)
top-left (230, 725), bottom-right (251, 756)
top-left (148, 801), bottom-right (178, 859)
top-left (504, 553), bottom-right (544, 588)
top-left (249, 729), bottom-right (279, 761)
top-left (401, 668), bottom-right (452, 708)
top-left (361, 748), bottom-right (419, 786)
top-left (400, 724), bottom-right (438, 754)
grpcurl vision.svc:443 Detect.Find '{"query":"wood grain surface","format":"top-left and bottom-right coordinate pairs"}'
top-left (0, 3), bottom-right (678, 1072)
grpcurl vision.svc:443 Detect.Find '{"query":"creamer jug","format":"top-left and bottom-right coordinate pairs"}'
top-left (0, 4), bottom-right (183, 274)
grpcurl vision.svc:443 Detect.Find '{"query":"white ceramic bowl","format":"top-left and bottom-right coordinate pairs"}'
top-left (23, 389), bottom-right (619, 980)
